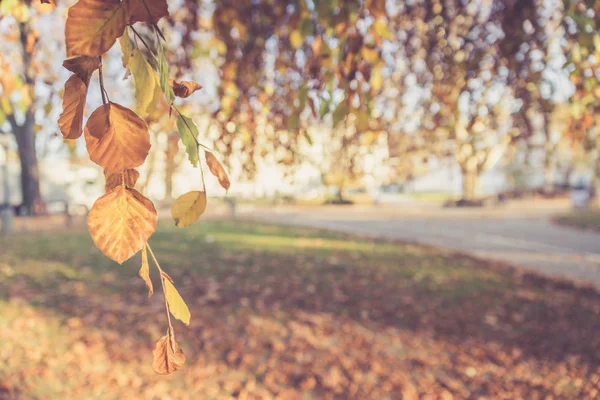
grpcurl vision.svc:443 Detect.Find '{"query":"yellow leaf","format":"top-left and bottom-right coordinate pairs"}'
top-left (130, 49), bottom-right (157, 117)
top-left (119, 28), bottom-right (133, 78)
top-left (65, 0), bottom-right (128, 57)
top-left (152, 327), bottom-right (185, 375)
top-left (88, 186), bottom-right (157, 264)
top-left (170, 80), bottom-right (203, 98)
top-left (127, 0), bottom-right (168, 24)
top-left (84, 102), bottom-right (151, 172)
top-left (58, 75), bottom-right (88, 140)
top-left (0, 97), bottom-right (13, 116)
top-left (171, 191), bottom-right (207, 228)
top-left (140, 244), bottom-right (153, 296)
top-left (205, 151), bottom-right (230, 191)
top-left (104, 169), bottom-right (140, 191)
top-left (164, 278), bottom-right (191, 325)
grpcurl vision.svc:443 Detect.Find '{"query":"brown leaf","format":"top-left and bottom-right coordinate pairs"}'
top-left (62, 56), bottom-right (101, 84)
top-left (152, 327), bottom-right (185, 375)
top-left (58, 75), bottom-right (88, 140)
top-left (205, 151), bottom-right (230, 191)
top-left (170, 80), bottom-right (203, 98)
top-left (161, 271), bottom-right (174, 283)
top-left (104, 169), bottom-right (140, 192)
top-left (88, 186), bottom-right (157, 264)
top-left (65, 0), bottom-right (128, 57)
top-left (127, 0), bottom-right (168, 24)
top-left (84, 102), bottom-right (151, 172)
top-left (139, 244), bottom-right (153, 296)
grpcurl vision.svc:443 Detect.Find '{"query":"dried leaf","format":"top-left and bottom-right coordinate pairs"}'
top-left (152, 327), bottom-right (185, 375)
top-left (164, 278), bottom-right (191, 325)
top-left (88, 186), bottom-right (157, 264)
top-left (161, 271), bottom-right (174, 283)
top-left (104, 169), bottom-right (140, 191)
top-left (140, 244), bottom-right (153, 296)
top-left (171, 191), bottom-right (207, 228)
top-left (62, 55), bottom-right (101, 84)
top-left (130, 49), bottom-right (156, 117)
top-left (58, 75), bottom-right (87, 140)
top-left (176, 114), bottom-right (199, 167)
top-left (127, 0), bottom-right (168, 24)
top-left (205, 151), bottom-right (230, 191)
top-left (170, 80), bottom-right (202, 98)
top-left (84, 102), bottom-right (151, 172)
top-left (65, 0), bottom-right (128, 57)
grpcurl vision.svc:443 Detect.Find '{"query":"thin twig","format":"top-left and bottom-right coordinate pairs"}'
top-left (98, 56), bottom-right (108, 104)
top-left (146, 242), bottom-right (173, 330)
top-left (139, 0), bottom-right (166, 41)
top-left (129, 25), bottom-right (156, 57)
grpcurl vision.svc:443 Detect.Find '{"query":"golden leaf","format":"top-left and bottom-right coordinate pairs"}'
top-left (170, 80), bottom-right (203, 98)
top-left (62, 55), bottom-right (101, 84)
top-left (84, 102), bottom-right (151, 172)
top-left (119, 29), bottom-right (133, 79)
top-left (164, 278), bottom-right (191, 325)
top-left (130, 49), bottom-right (157, 117)
top-left (88, 186), bottom-right (157, 264)
top-left (58, 75), bottom-right (87, 140)
top-left (152, 327), bottom-right (185, 375)
top-left (127, 0), bottom-right (168, 24)
top-left (65, 0), bottom-right (128, 57)
top-left (104, 169), bottom-right (140, 191)
top-left (205, 151), bottom-right (230, 191)
top-left (171, 191), bottom-right (207, 228)
top-left (140, 244), bottom-right (153, 296)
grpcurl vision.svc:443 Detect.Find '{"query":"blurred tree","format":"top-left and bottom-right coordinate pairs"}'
top-left (0, 0), bottom-right (58, 214)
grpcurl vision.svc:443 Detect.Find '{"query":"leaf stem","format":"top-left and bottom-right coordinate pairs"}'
top-left (146, 242), bottom-right (173, 330)
top-left (129, 25), bottom-right (156, 57)
top-left (98, 56), bottom-right (108, 104)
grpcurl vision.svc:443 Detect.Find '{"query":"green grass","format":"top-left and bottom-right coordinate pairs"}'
top-left (553, 209), bottom-right (600, 232)
top-left (0, 219), bottom-right (599, 399)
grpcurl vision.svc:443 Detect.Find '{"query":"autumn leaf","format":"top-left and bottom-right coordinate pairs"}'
top-left (140, 244), bottom-right (153, 296)
top-left (164, 278), bottom-right (191, 325)
top-left (119, 28), bottom-right (133, 79)
top-left (171, 191), bottom-right (207, 228)
top-left (65, 0), bottom-right (128, 57)
top-left (157, 42), bottom-right (175, 104)
top-left (127, 0), bottom-right (168, 24)
top-left (152, 327), bottom-right (185, 375)
top-left (58, 75), bottom-right (87, 139)
top-left (176, 114), bottom-right (199, 167)
top-left (84, 102), bottom-right (151, 172)
top-left (205, 151), bottom-right (230, 191)
top-left (88, 186), bottom-right (157, 264)
top-left (104, 169), bottom-right (140, 191)
top-left (62, 56), bottom-right (101, 84)
top-left (170, 80), bottom-right (202, 98)
top-left (130, 49), bottom-right (156, 117)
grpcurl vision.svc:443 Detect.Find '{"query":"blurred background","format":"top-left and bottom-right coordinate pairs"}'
top-left (1, 0), bottom-right (600, 399)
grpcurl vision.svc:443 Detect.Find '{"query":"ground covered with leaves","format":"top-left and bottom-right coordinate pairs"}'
top-left (554, 209), bottom-right (600, 232)
top-left (0, 219), bottom-right (599, 399)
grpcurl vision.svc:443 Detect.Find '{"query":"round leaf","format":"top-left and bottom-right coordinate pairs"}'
top-left (171, 191), bottom-right (207, 228)
top-left (84, 102), bottom-right (151, 172)
top-left (88, 186), bottom-right (157, 264)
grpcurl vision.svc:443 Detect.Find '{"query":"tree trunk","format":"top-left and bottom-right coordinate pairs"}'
top-left (164, 134), bottom-right (179, 200)
top-left (461, 164), bottom-right (479, 201)
top-left (12, 112), bottom-right (42, 215)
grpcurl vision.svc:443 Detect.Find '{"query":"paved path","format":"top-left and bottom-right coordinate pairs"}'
top-left (242, 204), bottom-right (600, 287)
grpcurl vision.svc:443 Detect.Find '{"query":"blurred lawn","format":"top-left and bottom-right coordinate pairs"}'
top-left (1, 220), bottom-right (599, 399)
top-left (554, 209), bottom-right (600, 232)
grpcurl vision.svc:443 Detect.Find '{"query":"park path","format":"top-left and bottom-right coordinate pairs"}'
top-left (241, 203), bottom-right (600, 288)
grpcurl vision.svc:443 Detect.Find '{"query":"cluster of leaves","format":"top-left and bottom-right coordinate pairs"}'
top-left (55, 0), bottom-right (230, 374)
